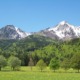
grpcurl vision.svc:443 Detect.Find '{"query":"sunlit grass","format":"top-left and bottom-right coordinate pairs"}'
top-left (0, 66), bottom-right (80, 80)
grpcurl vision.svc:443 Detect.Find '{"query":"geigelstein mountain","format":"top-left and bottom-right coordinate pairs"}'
top-left (37, 21), bottom-right (80, 40)
top-left (0, 21), bottom-right (80, 40)
top-left (0, 25), bottom-right (30, 39)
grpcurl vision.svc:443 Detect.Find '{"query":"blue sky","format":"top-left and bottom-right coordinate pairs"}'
top-left (0, 0), bottom-right (80, 32)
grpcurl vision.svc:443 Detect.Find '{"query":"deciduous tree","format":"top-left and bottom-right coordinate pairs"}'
top-left (8, 56), bottom-right (21, 70)
top-left (36, 59), bottom-right (46, 72)
top-left (49, 58), bottom-right (60, 72)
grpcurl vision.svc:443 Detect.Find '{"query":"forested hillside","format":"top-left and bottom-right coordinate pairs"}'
top-left (0, 35), bottom-right (80, 68)
top-left (0, 35), bottom-right (56, 65)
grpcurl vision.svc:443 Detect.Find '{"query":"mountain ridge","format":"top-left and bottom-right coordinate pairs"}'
top-left (36, 21), bottom-right (80, 40)
top-left (0, 21), bottom-right (80, 40)
top-left (0, 25), bottom-right (31, 39)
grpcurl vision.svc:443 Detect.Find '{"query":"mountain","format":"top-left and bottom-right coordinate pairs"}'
top-left (0, 34), bottom-right (56, 52)
top-left (0, 25), bottom-right (30, 39)
top-left (36, 21), bottom-right (80, 40)
top-left (0, 21), bottom-right (80, 40)
top-left (15, 35), bottom-right (56, 51)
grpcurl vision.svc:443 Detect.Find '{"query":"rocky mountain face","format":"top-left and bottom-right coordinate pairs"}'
top-left (37, 21), bottom-right (80, 40)
top-left (0, 21), bottom-right (80, 40)
top-left (0, 25), bottom-right (30, 39)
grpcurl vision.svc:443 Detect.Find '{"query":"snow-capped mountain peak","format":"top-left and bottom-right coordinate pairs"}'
top-left (38, 21), bottom-right (80, 40)
top-left (48, 21), bottom-right (71, 31)
top-left (15, 27), bottom-right (30, 38)
top-left (0, 25), bottom-right (31, 39)
top-left (59, 21), bottom-right (67, 25)
top-left (49, 21), bottom-right (80, 39)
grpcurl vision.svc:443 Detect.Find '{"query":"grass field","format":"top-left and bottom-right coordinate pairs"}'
top-left (0, 67), bottom-right (80, 80)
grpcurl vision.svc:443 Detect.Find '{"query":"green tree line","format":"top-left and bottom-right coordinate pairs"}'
top-left (0, 35), bottom-right (80, 72)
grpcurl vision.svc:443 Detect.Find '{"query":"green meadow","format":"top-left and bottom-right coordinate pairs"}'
top-left (0, 67), bottom-right (80, 80)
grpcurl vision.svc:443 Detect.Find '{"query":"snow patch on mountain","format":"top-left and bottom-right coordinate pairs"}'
top-left (0, 25), bottom-right (31, 39)
top-left (46, 21), bottom-right (80, 40)
top-left (59, 21), bottom-right (66, 25)
top-left (15, 26), bottom-right (31, 38)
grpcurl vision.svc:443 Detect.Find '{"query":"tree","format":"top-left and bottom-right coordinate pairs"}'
top-left (71, 53), bottom-right (80, 73)
top-left (49, 58), bottom-right (60, 72)
top-left (28, 58), bottom-right (34, 71)
top-left (61, 58), bottom-right (70, 72)
top-left (8, 56), bottom-right (21, 71)
top-left (0, 55), bottom-right (7, 71)
top-left (36, 59), bottom-right (46, 72)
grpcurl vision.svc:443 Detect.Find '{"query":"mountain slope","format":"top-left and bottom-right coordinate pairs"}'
top-left (36, 21), bottom-right (80, 40)
top-left (16, 34), bottom-right (57, 51)
top-left (0, 21), bottom-right (80, 40)
top-left (0, 34), bottom-right (57, 51)
top-left (0, 25), bottom-right (30, 39)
